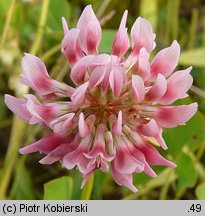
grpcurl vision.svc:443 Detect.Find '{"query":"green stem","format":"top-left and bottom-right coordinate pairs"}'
top-left (188, 9), bottom-right (199, 49)
top-left (0, 117), bottom-right (26, 199)
top-left (0, 0), bottom-right (16, 53)
top-left (41, 43), bottom-right (61, 61)
top-left (96, 0), bottom-right (111, 18)
top-left (30, 0), bottom-right (50, 55)
top-left (165, 0), bottom-right (172, 44)
top-left (190, 85), bottom-right (205, 98)
top-left (80, 174), bottom-right (94, 200)
top-left (159, 169), bottom-right (174, 200)
top-left (195, 163), bottom-right (205, 181)
top-left (172, 0), bottom-right (180, 40)
top-left (123, 168), bottom-right (177, 200)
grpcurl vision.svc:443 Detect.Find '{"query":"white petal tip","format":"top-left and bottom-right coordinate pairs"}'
top-left (19, 148), bottom-right (26, 154)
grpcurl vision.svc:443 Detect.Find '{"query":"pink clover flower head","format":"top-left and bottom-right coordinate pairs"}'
top-left (5, 5), bottom-right (198, 192)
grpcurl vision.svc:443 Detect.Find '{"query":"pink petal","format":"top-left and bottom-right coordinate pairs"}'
top-left (112, 111), bottom-right (122, 135)
top-left (104, 131), bottom-right (115, 156)
top-left (71, 82), bottom-right (89, 106)
top-left (112, 10), bottom-right (130, 57)
top-left (61, 29), bottom-right (83, 66)
top-left (90, 54), bottom-right (111, 68)
top-left (111, 162), bottom-right (138, 192)
top-left (84, 124), bottom-right (113, 171)
top-left (132, 75), bottom-right (145, 103)
top-left (70, 55), bottom-right (94, 85)
top-left (21, 54), bottom-right (74, 99)
top-left (109, 66), bottom-right (124, 97)
top-left (85, 114), bottom-right (96, 131)
top-left (137, 119), bottom-right (160, 137)
top-left (77, 5), bottom-right (102, 54)
top-left (78, 114), bottom-right (96, 138)
top-left (125, 139), bottom-right (157, 177)
top-left (39, 138), bottom-right (78, 164)
top-left (22, 53), bottom-right (49, 77)
top-left (77, 155), bottom-right (91, 174)
top-left (113, 148), bottom-right (140, 174)
top-left (135, 141), bottom-right (176, 167)
top-left (84, 124), bottom-right (105, 157)
top-left (159, 67), bottom-right (193, 105)
top-left (62, 17), bottom-right (69, 35)
top-left (153, 103), bottom-right (198, 128)
top-left (131, 17), bottom-right (155, 55)
top-left (101, 66), bottom-right (111, 91)
top-left (49, 113), bottom-right (75, 133)
top-left (113, 136), bottom-right (143, 174)
top-left (89, 65), bottom-right (106, 88)
top-left (136, 120), bottom-right (168, 150)
top-left (21, 54), bottom-right (53, 95)
top-left (135, 48), bottom-right (150, 81)
top-left (63, 135), bottom-right (91, 170)
top-left (25, 95), bottom-right (57, 124)
top-left (4, 94), bottom-right (31, 121)
top-left (145, 73), bottom-right (167, 102)
top-left (124, 125), bottom-right (174, 166)
top-left (51, 80), bottom-right (75, 98)
top-left (78, 113), bottom-right (89, 137)
top-left (155, 129), bottom-right (168, 150)
top-left (100, 159), bottom-right (110, 172)
top-left (151, 40), bottom-right (180, 79)
top-left (19, 133), bottom-right (69, 154)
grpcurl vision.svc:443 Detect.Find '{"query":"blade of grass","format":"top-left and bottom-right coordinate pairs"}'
top-left (96, 0), bottom-right (111, 18)
top-left (188, 9), bottom-right (199, 49)
top-left (190, 85), bottom-right (205, 98)
top-left (171, 0), bottom-right (180, 40)
top-left (165, 0), bottom-right (172, 44)
top-left (41, 43), bottom-right (61, 61)
top-left (0, 0), bottom-right (16, 53)
top-left (30, 0), bottom-right (50, 55)
top-left (0, 117), bottom-right (26, 199)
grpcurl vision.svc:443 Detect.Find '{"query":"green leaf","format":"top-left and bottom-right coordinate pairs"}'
top-left (47, 0), bottom-right (71, 31)
top-left (44, 176), bottom-right (73, 200)
top-left (179, 48), bottom-right (205, 67)
top-left (99, 30), bottom-right (116, 53)
top-left (93, 170), bottom-right (112, 199)
top-left (176, 152), bottom-right (197, 191)
top-left (164, 112), bottom-right (205, 157)
top-left (195, 183), bottom-right (205, 200)
top-left (10, 158), bottom-right (35, 200)
top-left (70, 170), bottom-right (82, 200)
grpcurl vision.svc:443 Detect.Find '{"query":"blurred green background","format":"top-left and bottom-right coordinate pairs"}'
top-left (0, 0), bottom-right (205, 200)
